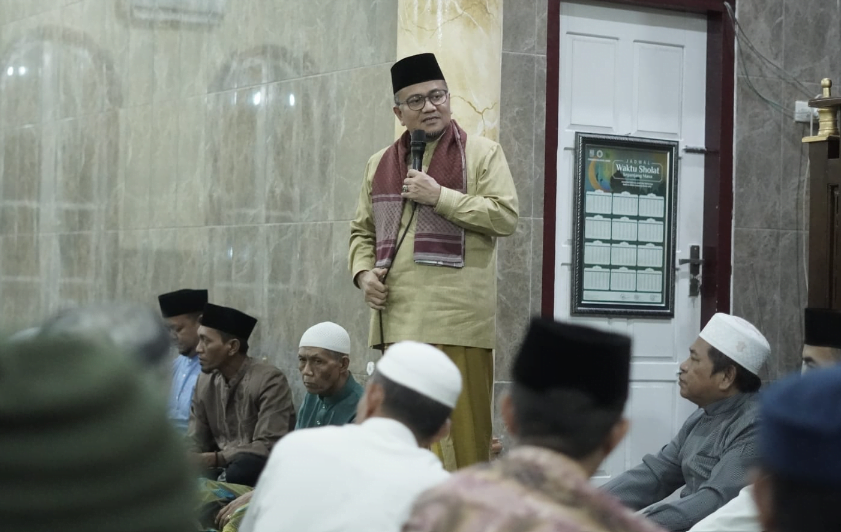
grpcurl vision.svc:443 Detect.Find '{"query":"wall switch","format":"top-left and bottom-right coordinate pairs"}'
top-left (795, 100), bottom-right (818, 123)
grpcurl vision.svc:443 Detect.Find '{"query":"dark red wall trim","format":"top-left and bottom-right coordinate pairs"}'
top-left (541, 0), bottom-right (735, 325)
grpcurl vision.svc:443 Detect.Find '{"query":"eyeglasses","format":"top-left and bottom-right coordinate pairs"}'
top-left (398, 89), bottom-right (449, 111)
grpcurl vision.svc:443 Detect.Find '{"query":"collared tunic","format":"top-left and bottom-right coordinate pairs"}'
top-left (687, 485), bottom-right (760, 532)
top-left (168, 354), bottom-right (201, 432)
top-left (603, 393), bottom-right (760, 532)
top-left (240, 418), bottom-right (449, 532)
top-left (295, 373), bottom-right (364, 429)
top-left (349, 136), bottom-right (519, 349)
top-left (188, 357), bottom-right (294, 463)
top-left (404, 445), bottom-right (667, 532)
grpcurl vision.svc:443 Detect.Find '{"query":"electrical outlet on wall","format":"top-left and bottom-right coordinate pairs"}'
top-left (794, 100), bottom-right (819, 123)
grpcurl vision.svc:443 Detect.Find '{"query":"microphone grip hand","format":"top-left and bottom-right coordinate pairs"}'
top-left (402, 169), bottom-right (442, 206)
top-left (359, 268), bottom-right (389, 310)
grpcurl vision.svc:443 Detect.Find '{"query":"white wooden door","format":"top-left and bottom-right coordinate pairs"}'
top-left (554, 1), bottom-right (707, 485)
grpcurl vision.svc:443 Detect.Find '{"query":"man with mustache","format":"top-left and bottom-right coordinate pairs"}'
top-left (188, 303), bottom-right (294, 488)
top-left (295, 321), bottom-right (365, 429)
top-left (349, 52), bottom-right (519, 470)
top-left (603, 313), bottom-right (771, 531)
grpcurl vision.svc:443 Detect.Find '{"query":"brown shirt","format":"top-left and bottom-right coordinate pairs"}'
top-left (188, 357), bottom-right (294, 463)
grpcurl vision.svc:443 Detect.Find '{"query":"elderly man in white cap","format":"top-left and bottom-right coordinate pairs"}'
top-left (238, 342), bottom-right (460, 532)
top-left (295, 321), bottom-right (365, 429)
top-left (603, 313), bottom-right (771, 532)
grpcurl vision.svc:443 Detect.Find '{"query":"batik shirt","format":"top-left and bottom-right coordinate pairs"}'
top-left (403, 445), bottom-right (666, 532)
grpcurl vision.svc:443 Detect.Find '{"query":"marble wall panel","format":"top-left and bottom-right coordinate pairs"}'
top-left (0, 126), bottom-right (46, 236)
top-left (503, 0), bottom-right (537, 54)
top-left (332, 65), bottom-right (396, 222)
top-left (495, 219), bottom-right (533, 381)
top-left (500, 52), bottom-right (537, 219)
top-left (204, 87), bottom-right (268, 226)
top-left (736, 0), bottom-right (784, 79)
top-left (55, 231), bottom-right (98, 308)
top-left (0, 233), bottom-right (47, 330)
top-left (777, 230), bottom-right (809, 376)
top-left (780, 82), bottom-right (818, 232)
top-left (175, 95), bottom-right (209, 228)
top-left (264, 75), bottom-right (336, 224)
top-left (119, 104), bottom-right (152, 230)
top-left (149, 100), bottom-right (181, 229)
top-left (782, 0), bottom-right (841, 86)
top-left (734, 76), bottom-right (783, 229)
top-left (732, 228), bottom-right (782, 370)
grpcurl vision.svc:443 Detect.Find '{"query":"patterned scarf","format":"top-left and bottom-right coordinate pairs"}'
top-left (372, 120), bottom-right (467, 268)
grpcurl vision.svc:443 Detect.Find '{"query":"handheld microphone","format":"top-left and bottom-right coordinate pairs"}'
top-left (410, 129), bottom-right (426, 171)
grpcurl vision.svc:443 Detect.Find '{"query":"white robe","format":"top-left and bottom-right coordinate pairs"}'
top-left (240, 417), bottom-right (449, 532)
top-left (688, 485), bottom-right (761, 532)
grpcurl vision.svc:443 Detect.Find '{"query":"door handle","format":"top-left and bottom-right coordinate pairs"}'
top-left (679, 245), bottom-right (703, 297)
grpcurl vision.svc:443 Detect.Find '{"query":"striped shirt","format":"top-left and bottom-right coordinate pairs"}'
top-left (603, 393), bottom-right (760, 532)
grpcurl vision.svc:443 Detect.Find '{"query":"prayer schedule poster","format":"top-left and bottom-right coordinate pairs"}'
top-left (571, 134), bottom-right (678, 317)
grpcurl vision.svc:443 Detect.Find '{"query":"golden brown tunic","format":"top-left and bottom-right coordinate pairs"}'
top-left (188, 357), bottom-right (294, 463)
top-left (349, 136), bottom-right (519, 349)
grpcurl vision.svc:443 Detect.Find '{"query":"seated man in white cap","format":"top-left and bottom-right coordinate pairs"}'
top-left (238, 342), bottom-right (459, 532)
top-left (296, 321), bottom-right (365, 429)
top-left (603, 313), bottom-right (771, 532)
top-left (688, 307), bottom-right (841, 532)
top-left (209, 322), bottom-right (365, 531)
top-left (404, 317), bottom-right (665, 532)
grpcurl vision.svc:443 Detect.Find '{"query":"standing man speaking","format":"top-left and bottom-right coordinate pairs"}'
top-left (349, 52), bottom-right (519, 469)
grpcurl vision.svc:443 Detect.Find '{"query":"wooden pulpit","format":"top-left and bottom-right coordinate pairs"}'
top-left (804, 79), bottom-right (841, 309)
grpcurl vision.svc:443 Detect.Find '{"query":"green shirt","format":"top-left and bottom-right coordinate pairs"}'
top-left (295, 374), bottom-right (364, 429)
top-left (349, 135), bottom-right (519, 349)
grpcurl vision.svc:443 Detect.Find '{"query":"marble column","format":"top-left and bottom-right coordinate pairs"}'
top-left (396, 0), bottom-right (503, 141)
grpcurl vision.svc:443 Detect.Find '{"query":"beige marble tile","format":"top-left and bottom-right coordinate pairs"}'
top-left (153, 25), bottom-right (181, 102)
top-left (333, 66), bottom-right (387, 222)
top-left (176, 95), bottom-right (209, 227)
top-left (123, 17), bottom-right (154, 106)
top-left (102, 110), bottom-right (124, 230)
top-left (55, 117), bottom-right (97, 232)
top-left (397, 0), bottom-right (503, 140)
top-left (0, 234), bottom-right (47, 329)
top-left (204, 87), bottom-right (268, 226)
top-left (149, 100), bottom-right (180, 228)
top-left (56, 231), bottom-right (98, 307)
top-left (55, 2), bottom-right (110, 119)
top-left (208, 225), bottom-right (266, 314)
top-left (113, 228), bottom-right (153, 302)
top-left (0, 126), bottom-right (48, 236)
top-left (495, 219), bottom-right (533, 381)
top-left (265, 75), bottom-right (335, 224)
top-left (101, 0), bottom-right (129, 109)
top-left (119, 105), bottom-right (152, 229)
top-left (0, 39), bottom-right (46, 128)
top-left (246, 0), bottom-right (302, 84)
top-left (203, 1), bottom-right (240, 93)
top-left (298, 0), bottom-right (338, 77)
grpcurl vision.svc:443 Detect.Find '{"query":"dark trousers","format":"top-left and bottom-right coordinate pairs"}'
top-left (224, 452), bottom-right (268, 487)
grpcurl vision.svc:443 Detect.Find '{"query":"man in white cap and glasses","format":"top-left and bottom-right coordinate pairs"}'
top-left (238, 341), bottom-right (460, 532)
top-left (295, 321), bottom-right (365, 429)
top-left (603, 313), bottom-right (771, 532)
